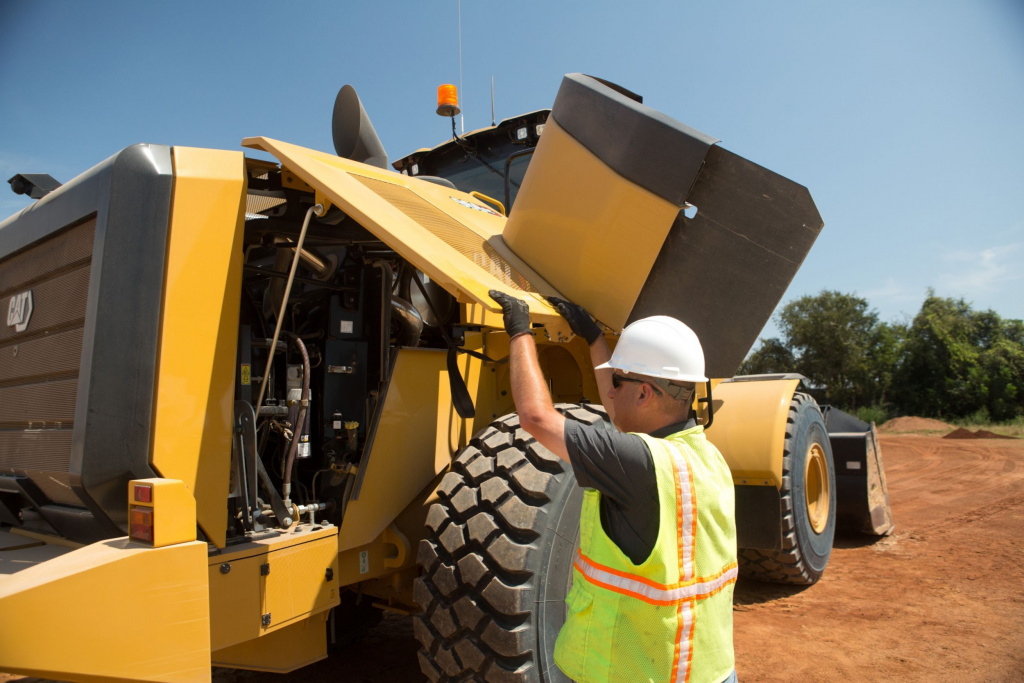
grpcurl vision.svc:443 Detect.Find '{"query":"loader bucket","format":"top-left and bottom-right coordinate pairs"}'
top-left (822, 407), bottom-right (894, 536)
top-left (504, 74), bottom-right (825, 378)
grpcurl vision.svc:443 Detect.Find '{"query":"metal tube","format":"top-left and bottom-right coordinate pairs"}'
top-left (270, 235), bottom-right (332, 279)
top-left (254, 204), bottom-right (322, 414)
top-left (295, 247), bottom-right (329, 278)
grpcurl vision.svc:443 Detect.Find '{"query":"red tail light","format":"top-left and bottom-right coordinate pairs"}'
top-left (130, 505), bottom-right (154, 543)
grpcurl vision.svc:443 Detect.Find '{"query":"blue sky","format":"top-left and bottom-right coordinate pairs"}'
top-left (2, 1), bottom-right (1022, 340)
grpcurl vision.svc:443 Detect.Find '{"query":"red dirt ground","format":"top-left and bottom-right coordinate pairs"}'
top-left (944, 427), bottom-right (1018, 440)
top-left (879, 416), bottom-right (956, 433)
top-left (731, 434), bottom-right (1024, 682)
top-left (4, 434), bottom-right (1023, 682)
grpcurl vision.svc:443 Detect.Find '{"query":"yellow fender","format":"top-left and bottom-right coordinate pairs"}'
top-left (704, 375), bottom-right (803, 550)
top-left (0, 540), bottom-right (210, 682)
top-left (0, 478), bottom-right (209, 682)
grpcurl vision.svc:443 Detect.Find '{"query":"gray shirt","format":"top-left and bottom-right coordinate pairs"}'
top-left (564, 417), bottom-right (695, 565)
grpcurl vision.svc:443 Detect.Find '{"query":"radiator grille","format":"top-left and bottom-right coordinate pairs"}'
top-left (0, 218), bottom-right (94, 486)
top-left (0, 218), bottom-right (94, 293)
top-left (352, 175), bottom-right (536, 292)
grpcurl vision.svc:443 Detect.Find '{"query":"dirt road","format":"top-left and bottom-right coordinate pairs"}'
top-left (733, 434), bottom-right (1024, 682)
top-left (5, 434), bottom-right (1022, 681)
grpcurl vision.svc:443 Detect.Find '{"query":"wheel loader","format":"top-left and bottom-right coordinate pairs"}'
top-left (0, 73), bottom-right (892, 682)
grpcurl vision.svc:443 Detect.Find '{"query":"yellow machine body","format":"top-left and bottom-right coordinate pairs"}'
top-left (0, 74), bottom-right (854, 682)
top-left (208, 525), bottom-right (340, 658)
top-left (0, 484), bottom-right (209, 683)
top-left (149, 147), bottom-right (246, 549)
top-left (704, 378), bottom-right (802, 488)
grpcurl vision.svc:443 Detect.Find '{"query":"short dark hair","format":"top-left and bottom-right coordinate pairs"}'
top-left (639, 376), bottom-right (695, 403)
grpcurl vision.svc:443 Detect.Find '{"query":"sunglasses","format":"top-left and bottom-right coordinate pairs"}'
top-left (611, 373), bottom-right (663, 395)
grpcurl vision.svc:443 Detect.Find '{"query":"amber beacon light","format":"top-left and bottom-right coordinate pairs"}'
top-left (436, 84), bottom-right (461, 117)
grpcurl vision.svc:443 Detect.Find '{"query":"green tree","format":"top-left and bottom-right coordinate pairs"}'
top-left (893, 291), bottom-right (1024, 420)
top-left (738, 337), bottom-right (794, 375)
top-left (865, 320), bottom-right (907, 407)
top-left (777, 291), bottom-right (892, 408)
top-left (741, 291), bottom-right (899, 410)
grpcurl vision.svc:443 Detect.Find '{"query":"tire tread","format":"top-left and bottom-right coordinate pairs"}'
top-left (739, 392), bottom-right (834, 585)
top-left (414, 404), bottom-right (604, 681)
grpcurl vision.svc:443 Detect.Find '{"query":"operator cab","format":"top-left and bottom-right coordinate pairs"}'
top-left (392, 110), bottom-right (548, 213)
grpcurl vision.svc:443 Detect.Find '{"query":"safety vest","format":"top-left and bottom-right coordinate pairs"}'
top-left (554, 425), bottom-right (737, 683)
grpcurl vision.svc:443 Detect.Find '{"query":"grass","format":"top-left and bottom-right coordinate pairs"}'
top-left (855, 405), bottom-right (889, 426)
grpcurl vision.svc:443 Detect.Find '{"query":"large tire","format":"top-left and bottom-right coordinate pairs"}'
top-left (414, 404), bottom-right (609, 682)
top-left (739, 392), bottom-right (836, 585)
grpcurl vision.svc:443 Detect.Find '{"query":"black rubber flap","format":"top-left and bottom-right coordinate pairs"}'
top-left (551, 73), bottom-right (716, 207)
top-left (629, 145), bottom-right (824, 378)
top-left (822, 405), bottom-right (871, 433)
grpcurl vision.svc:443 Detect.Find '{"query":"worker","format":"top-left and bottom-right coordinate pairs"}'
top-left (489, 290), bottom-right (738, 683)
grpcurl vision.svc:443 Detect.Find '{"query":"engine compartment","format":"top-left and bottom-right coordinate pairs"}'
top-left (228, 160), bottom-right (462, 540)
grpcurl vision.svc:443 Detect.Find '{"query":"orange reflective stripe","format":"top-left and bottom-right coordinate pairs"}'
top-left (671, 450), bottom-right (696, 582)
top-left (574, 549), bottom-right (676, 590)
top-left (673, 440), bottom-right (685, 578)
top-left (670, 445), bottom-right (698, 682)
top-left (574, 554), bottom-right (738, 606)
top-left (672, 601), bottom-right (696, 683)
top-left (576, 549), bottom-right (738, 592)
top-left (679, 602), bottom-right (695, 683)
top-left (672, 605), bottom-right (683, 683)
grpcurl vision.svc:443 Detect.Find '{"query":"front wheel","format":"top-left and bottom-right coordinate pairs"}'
top-left (413, 404), bottom-right (609, 682)
top-left (739, 392), bottom-right (836, 585)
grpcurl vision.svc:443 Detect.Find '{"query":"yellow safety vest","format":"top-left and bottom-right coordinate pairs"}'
top-left (554, 425), bottom-right (737, 683)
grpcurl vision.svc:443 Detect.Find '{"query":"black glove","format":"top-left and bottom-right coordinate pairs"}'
top-left (547, 296), bottom-right (602, 345)
top-left (489, 290), bottom-right (532, 339)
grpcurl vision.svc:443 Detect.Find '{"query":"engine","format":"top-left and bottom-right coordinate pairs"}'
top-left (229, 169), bottom-right (458, 539)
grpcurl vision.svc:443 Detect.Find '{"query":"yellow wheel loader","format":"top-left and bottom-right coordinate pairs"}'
top-left (0, 74), bottom-right (891, 682)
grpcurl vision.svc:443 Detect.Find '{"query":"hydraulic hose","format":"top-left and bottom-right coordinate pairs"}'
top-left (253, 204), bottom-right (322, 415)
top-left (282, 334), bottom-right (311, 511)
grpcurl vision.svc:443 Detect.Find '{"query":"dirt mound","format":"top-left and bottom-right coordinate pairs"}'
top-left (879, 416), bottom-right (955, 433)
top-left (943, 427), bottom-right (1017, 439)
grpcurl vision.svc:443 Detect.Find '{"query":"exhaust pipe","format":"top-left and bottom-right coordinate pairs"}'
top-left (332, 85), bottom-right (388, 169)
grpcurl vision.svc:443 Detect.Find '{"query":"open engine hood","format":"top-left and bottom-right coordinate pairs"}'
top-left (242, 136), bottom-right (563, 326)
top-left (246, 73), bottom-right (824, 378)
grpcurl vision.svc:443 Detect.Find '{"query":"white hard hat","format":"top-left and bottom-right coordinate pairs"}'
top-left (595, 315), bottom-right (707, 383)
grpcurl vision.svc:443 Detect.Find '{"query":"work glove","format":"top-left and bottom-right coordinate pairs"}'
top-left (547, 296), bottom-right (602, 345)
top-left (489, 290), bottom-right (532, 339)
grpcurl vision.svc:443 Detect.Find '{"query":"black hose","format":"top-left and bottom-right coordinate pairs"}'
top-left (282, 334), bottom-right (311, 496)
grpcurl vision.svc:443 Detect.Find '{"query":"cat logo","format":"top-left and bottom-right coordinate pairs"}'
top-left (6, 291), bottom-right (33, 333)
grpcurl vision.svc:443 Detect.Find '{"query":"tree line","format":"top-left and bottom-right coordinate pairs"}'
top-left (738, 290), bottom-right (1024, 423)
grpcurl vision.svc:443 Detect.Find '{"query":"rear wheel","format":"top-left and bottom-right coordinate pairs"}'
top-left (414, 404), bottom-right (609, 682)
top-left (739, 392), bottom-right (836, 585)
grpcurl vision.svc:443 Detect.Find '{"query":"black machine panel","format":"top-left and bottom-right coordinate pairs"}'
top-left (0, 145), bottom-right (174, 542)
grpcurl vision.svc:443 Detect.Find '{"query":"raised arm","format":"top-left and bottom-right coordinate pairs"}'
top-left (548, 297), bottom-right (615, 423)
top-left (489, 291), bottom-right (569, 462)
top-left (589, 335), bottom-right (615, 422)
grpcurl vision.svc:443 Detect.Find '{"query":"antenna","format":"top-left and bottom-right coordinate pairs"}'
top-left (458, 0), bottom-right (464, 134)
top-left (491, 75), bottom-right (496, 126)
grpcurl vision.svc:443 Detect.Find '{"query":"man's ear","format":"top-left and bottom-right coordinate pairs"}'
top-left (637, 383), bottom-right (655, 406)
